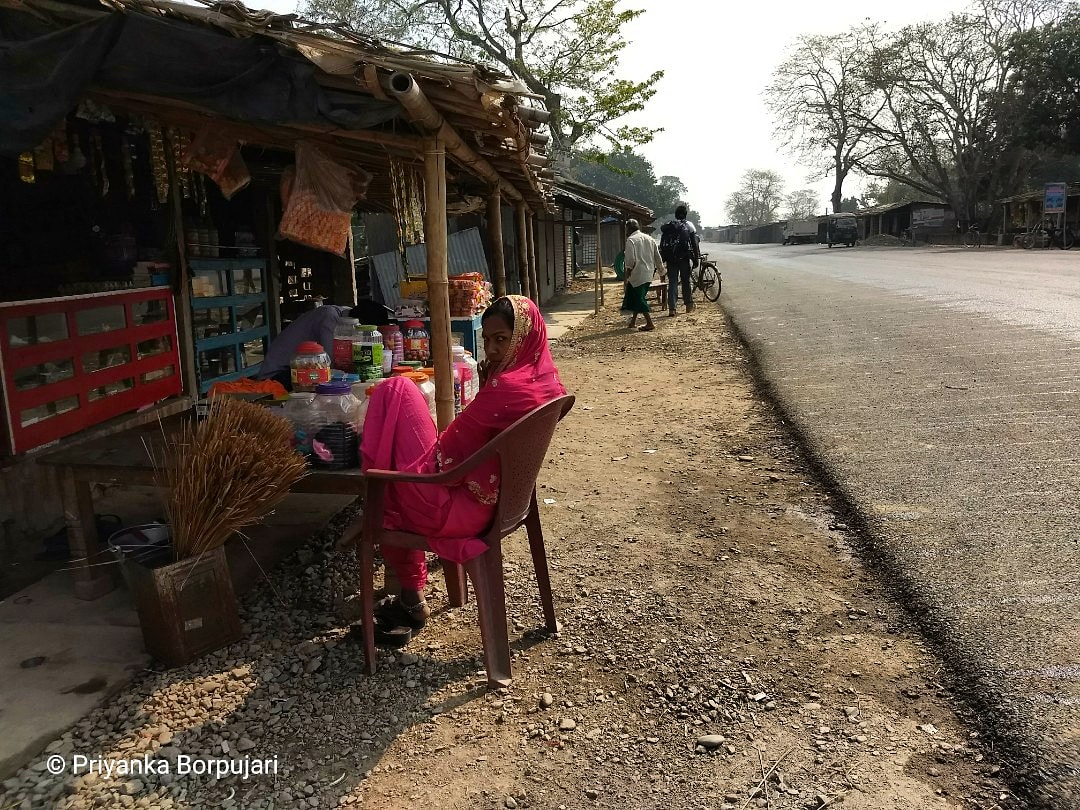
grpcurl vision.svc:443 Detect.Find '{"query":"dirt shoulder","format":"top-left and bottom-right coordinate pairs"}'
top-left (0, 287), bottom-right (1011, 810)
top-left (357, 291), bottom-right (1011, 809)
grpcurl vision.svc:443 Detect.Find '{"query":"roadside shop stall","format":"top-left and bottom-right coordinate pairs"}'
top-left (0, 0), bottom-right (555, 606)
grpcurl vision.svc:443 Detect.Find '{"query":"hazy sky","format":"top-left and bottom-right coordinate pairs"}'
top-left (257, 0), bottom-right (973, 224)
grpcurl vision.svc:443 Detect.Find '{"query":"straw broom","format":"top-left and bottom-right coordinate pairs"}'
top-left (157, 398), bottom-right (309, 560)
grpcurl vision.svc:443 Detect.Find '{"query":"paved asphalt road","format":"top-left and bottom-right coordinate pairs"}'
top-left (707, 242), bottom-right (1079, 807)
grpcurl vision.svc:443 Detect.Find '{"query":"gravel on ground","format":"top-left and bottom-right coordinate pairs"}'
top-left (0, 285), bottom-right (1012, 810)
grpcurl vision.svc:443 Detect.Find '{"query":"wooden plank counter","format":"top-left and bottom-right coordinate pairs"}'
top-left (38, 415), bottom-right (364, 600)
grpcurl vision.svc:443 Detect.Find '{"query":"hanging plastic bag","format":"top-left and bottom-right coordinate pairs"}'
top-left (183, 126), bottom-right (251, 199)
top-left (278, 142), bottom-right (370, 257)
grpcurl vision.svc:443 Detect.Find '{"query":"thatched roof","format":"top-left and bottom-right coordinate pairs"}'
top-left (0, 0), bottom-right (555, 210)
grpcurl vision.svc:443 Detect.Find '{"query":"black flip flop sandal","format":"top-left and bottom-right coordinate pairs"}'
top-left (374, 596), bottom-right (429, 631)
top-left (348, 615), bottom-right (413, 649)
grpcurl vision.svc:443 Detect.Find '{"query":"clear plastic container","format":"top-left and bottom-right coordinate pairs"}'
top-left (403, 371), bottom-right (437, 423)
top-left (332, 316), bottom-right (360, 371)
top-left (310, 381), bottom-right (363, 469)
top-left (281, 392), bottom-right (317, 456)
top-left (353, 324), bottom-right (384, 381)
top-left (403, 320), bottom-right (430, 364)
top-left (290, 341), bottom-right (331, 392)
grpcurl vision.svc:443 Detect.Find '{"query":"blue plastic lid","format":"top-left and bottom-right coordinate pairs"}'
top-left (344, 373), bottom-right (361, 383)
top-left (330, 370), bottom-right (346, 381)
top-left (315, 381), bottom-right (352, 395)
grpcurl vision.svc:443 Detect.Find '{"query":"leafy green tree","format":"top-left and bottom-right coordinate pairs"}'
top-left (725, 169), bottom-right (785, 226)
top-left (570, 149), bottom-right (700, 227)
top-left (1007, 5), bottom-right (1080, 152)
top-left (298, 0), bottom-right (663, 152)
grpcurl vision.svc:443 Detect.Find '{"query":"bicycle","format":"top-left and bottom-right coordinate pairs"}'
top-left (691, 253), bottom-right (721, 303)
top-left (962, 223), bottom-right (982, 248)
top-left (900, 225), bottom-right (923, 246)
top-left (1020, 219), bottom-right (1074, 250)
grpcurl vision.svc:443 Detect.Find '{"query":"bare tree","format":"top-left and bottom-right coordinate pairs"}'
top-left (853, 0), bottom-right (1066, 221)
top-left (726, 170), bottom-right (785, 226)
top-left (785, 188), bottom-right (821, 219)
top-left (766, 29), bottom-right (885, 214)
top-left (300, 0), bottom-right (663, 152)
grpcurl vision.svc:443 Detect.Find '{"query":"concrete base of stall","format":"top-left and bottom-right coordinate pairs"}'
top-left (543, 288), bottom-right (597, 340)
top-left (0, 489), bottom-right (350, 780)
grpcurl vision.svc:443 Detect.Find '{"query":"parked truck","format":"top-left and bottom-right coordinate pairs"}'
top-left (782, 219), bottom-right (819, 245)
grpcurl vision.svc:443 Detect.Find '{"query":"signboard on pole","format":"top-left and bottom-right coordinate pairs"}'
top-left (1044, 182), bottom-right (1068, 214)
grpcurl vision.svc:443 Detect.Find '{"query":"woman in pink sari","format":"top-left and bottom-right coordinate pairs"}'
top-left (358, 295), bottom-right (566, 646)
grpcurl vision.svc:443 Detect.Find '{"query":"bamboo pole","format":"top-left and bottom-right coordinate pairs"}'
top-left (596, 212), bottom-right (604, 308)
top-left (424, 137), bottom-right (454, 430)
top-left (487, 188), bottom-right (507, 298)
top-left (515, 202), bottom-right (531, 299)
top-left (526, 212), bottom-right (539, 305)
top-left (165, 141), bottom-right (198, 399)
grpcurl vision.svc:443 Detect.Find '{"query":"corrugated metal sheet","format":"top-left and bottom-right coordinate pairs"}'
top-left (371, 227), bottom-right (489, 307)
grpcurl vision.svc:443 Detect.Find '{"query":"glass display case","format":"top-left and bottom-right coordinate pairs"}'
top-left (188, 258), bottom-right (271, 393)
top-left (0, 287), bottom-right (182, 455)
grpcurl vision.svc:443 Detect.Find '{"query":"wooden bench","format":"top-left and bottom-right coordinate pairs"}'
top-left (648, 279), bottom-right (667, 309)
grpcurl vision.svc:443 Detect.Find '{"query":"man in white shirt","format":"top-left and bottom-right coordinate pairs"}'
top-left (620, 218), bottom-right (664, 331)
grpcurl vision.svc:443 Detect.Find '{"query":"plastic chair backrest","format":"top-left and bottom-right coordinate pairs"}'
top-left (483, 394), bottom-right (575, 538)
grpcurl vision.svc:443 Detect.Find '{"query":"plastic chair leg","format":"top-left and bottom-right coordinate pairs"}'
top-left (442, 560), bottom-right (468, 607)
top-left (525, 500), bottom-right (557, 632)
top-left (466, 550), bottom-right (512, 689)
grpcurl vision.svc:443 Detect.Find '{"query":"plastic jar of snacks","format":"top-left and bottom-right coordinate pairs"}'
top-left (291, 341), bottom-right (331, 392)
top-left (403, 320), bottom-right (430, 364)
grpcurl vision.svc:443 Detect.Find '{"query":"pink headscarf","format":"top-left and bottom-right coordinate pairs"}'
top-left (436, 295), bottom-right (566, 504)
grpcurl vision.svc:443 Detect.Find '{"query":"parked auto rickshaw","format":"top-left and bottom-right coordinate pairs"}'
top-left (827, 213), bottom-right (859, 248)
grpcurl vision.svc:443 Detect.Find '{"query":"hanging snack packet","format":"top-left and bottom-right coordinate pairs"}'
top-left (183, 126), bottom-right (250, 199)
top-left (278, 142), bottom-right (370, 256)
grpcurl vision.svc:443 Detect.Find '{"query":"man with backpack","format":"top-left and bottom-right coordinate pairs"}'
top-left (659, 204), bottom-right (701, 316)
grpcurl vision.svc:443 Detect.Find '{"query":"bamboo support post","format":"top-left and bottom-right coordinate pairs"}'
top-left (165, 143), bottom-right (198, 399)
top-left (487, 189), bottom-right (507, 298)
top-left (515, 202), bottom-right (531, 299)
top-left (526, 212), bottom-right (539, 305)
top-left (596, 212), bottom-right (603, 308)
top-left (423, 137), bottom-right (454, 430)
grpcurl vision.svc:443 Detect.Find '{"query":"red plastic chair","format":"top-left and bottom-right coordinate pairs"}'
top-left (356, 394), bottom-right (575, 688)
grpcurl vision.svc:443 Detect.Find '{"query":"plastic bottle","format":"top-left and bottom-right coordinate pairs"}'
top-left (332, 317), bottom-right (360, 371)
top-left (463, 350), bottom-right (480, 401)
top-left (452, 345), bottom-right (474, 411)
top-left (452, 363), bottom-right (463, 415)
top-left (379, 329), bottom-right (394, 376)
top-left (382, 324), bottom-right (404, 367)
